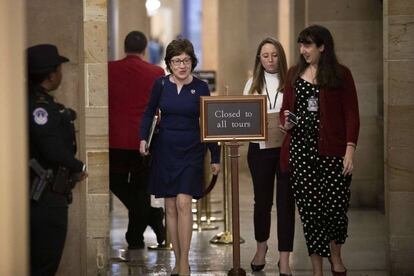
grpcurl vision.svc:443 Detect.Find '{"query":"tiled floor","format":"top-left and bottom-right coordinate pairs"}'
top-left (109, 172), bottom-right (388, 276)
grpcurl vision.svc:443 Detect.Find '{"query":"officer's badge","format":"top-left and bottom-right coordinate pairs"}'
top-left (33, 108), bottom-right (48, 125)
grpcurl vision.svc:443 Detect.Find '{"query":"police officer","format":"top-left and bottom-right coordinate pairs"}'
top-left (27, 44), bottom-right (87, 276)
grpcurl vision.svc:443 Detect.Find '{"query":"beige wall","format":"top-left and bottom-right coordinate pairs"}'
top-left (0, 0), bottom-right (27, 275)
top-left (151, 0), bottom-right (182, 48)
top-left (26, 0), bottom-right (110, 275)
top-left (202, 0), bottom-right (250, 96)
top-left (109, 0), bottom-right (150, 61)
top-left (301, 0), bottom-right (384, 208)
top-left (384, 0), bottom-right (414, 274)
top-left (246, 0), bottom-right (279, 66)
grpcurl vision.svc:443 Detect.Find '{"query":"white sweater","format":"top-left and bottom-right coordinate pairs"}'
top-left (243, 71), bottom-right (283, 148)
top-left (243, 71), bottom-right (283, 114)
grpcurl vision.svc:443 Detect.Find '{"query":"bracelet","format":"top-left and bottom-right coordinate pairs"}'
top-left (347, 143), bottom-right (356, 148)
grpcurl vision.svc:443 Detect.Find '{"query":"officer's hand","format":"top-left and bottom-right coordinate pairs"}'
top-left (78, 171), bottom-right (88, 181)
top-left (72, 171), bottom-right (88, 182)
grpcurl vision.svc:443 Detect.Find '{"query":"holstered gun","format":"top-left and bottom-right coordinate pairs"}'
top-left (53, 166), bottom-right (80, 194)
top-left (53, 166), bottom-right (71, 194)
top-left (30, 159), bottom-right (53, 201)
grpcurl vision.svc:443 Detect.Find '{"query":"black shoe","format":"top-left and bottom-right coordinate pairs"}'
top-left (278, 261), bottom-right (292, 276)
top-left (170, 266), bottom-right (190, 276)
top-left (251, 263), bottom-right (265, 272)
top-left (251, 245), bottom-right (268, 272)
top-left (127, 241), bottom-right (144, 250)
top-left (149, 207), bottom-right (166, 244)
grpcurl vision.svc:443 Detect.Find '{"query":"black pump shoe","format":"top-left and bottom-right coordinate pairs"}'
top-left (251, 262), bottom-right (265, 272)
top-left (250, 245), bottom-right (268, 272)
top-left (278, 261), bottom-right (293, 276)
top-left (171, 266), bottom-right (190, 276)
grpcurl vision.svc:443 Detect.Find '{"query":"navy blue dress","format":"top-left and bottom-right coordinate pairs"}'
top-left (140, 75), bottom-right (220, 199)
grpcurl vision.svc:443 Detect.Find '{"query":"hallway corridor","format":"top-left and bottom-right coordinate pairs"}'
top-left (109, 172), bottom-right (388, 276)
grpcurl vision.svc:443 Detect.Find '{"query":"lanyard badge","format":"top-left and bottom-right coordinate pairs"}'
top-left (307, 96), bottom-right (318, 112)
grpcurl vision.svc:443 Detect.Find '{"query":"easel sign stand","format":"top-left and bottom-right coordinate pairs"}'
top-left (227, 140), bottom-right (243, 276)
top-left (200, 95), bottom-right (267, 276)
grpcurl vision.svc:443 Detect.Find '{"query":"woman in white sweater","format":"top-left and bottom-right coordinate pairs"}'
top-left (243, 37), bottom-right (295, 276)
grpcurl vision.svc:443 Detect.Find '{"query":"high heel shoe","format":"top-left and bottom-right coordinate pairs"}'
top-left (328, 257), bottom-right (347, 276)
top-left (172, 266), bottom-right (190, 276)
top-left (277, 261), bottom-right (292, 276)
top-left (250, 245), bottom-right (268, 272)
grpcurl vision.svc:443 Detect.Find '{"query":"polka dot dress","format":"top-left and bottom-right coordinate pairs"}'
top-left (289, 78), bottom-right (351, 257)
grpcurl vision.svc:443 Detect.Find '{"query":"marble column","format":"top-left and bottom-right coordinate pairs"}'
top-left (384, 0), bottom-right (414, 274)
top-left (83, 0), bottom-right (110, 275)
top-left (0, 0), bottom-right (27, 275)
top-left (26, 0), bottom-right (110, 275)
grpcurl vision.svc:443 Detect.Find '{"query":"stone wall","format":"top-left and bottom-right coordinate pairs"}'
top-left (83, 0), bottom-right (109, 275)
top-left (384, 0), bottom-right (414, 274)
top-left (303, 0), bottom-right (384, 208)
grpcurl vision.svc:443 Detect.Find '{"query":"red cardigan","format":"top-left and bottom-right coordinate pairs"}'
top-left (109, 55), bottom-right (164, 149)
top-left (279, 65), bottom-right (360, 172)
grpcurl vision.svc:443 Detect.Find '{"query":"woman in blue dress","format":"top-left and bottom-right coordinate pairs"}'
top-left (140, 38), bottom-right (220, 276)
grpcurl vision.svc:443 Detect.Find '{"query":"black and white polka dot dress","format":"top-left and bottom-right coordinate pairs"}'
top-left (289, 78), bottom-right (351, 257)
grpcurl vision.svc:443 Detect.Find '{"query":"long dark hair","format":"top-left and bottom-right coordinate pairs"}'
top-left (248, 37), bottom-right (287, 94)
top-left (292, 25), bottom-right (342, 88)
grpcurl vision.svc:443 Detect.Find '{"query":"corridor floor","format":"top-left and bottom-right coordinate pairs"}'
top-left (109, 172), bottom-right (388, 276)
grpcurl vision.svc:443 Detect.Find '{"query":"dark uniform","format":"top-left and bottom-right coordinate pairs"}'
top-left (28, 44), bottom-right (85, 276)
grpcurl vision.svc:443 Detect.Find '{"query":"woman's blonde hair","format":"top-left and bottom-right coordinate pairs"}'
top-left (248, 37), bottom-right (287, 94)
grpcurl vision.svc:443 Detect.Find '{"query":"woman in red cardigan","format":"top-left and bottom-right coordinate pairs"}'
top-left (280, 25), bottom-right (359, 276)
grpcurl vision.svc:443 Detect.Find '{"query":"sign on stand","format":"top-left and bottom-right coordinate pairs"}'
top-left (200, 95), bottom-right (267, 142)
top-left (200, 95), bottom-right (268, 276)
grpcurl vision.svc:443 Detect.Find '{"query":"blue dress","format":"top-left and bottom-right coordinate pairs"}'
top-left (140, 75), bottom-right (220, 199)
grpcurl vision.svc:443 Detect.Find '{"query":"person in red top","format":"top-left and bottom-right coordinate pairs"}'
top-left (109, 31), bottom-right (165, 249)
top-left (280, 25), bottom-right (359, 276)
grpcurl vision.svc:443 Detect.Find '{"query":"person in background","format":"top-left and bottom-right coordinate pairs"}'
top-left (243, 37), bottom-right (295, 276)
top-left (149, 36), bottom-right (164, 65)
top-left (139, 38), bottom-right (220, 276)
top-left (280, 25), bottom-right (360, 276)
top-left (28, 44), bottom-right (88, 276)
top-left (108, 31), bottom-right (165, 250)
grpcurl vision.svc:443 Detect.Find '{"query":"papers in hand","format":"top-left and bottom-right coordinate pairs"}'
top-left (146, 115), bottom-right (159, 151)
top-left (259, 112), bottom-right (285, 149)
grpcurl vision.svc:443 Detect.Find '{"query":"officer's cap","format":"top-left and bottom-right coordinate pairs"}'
top-left (27, 44), bottom-right (69, 73)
